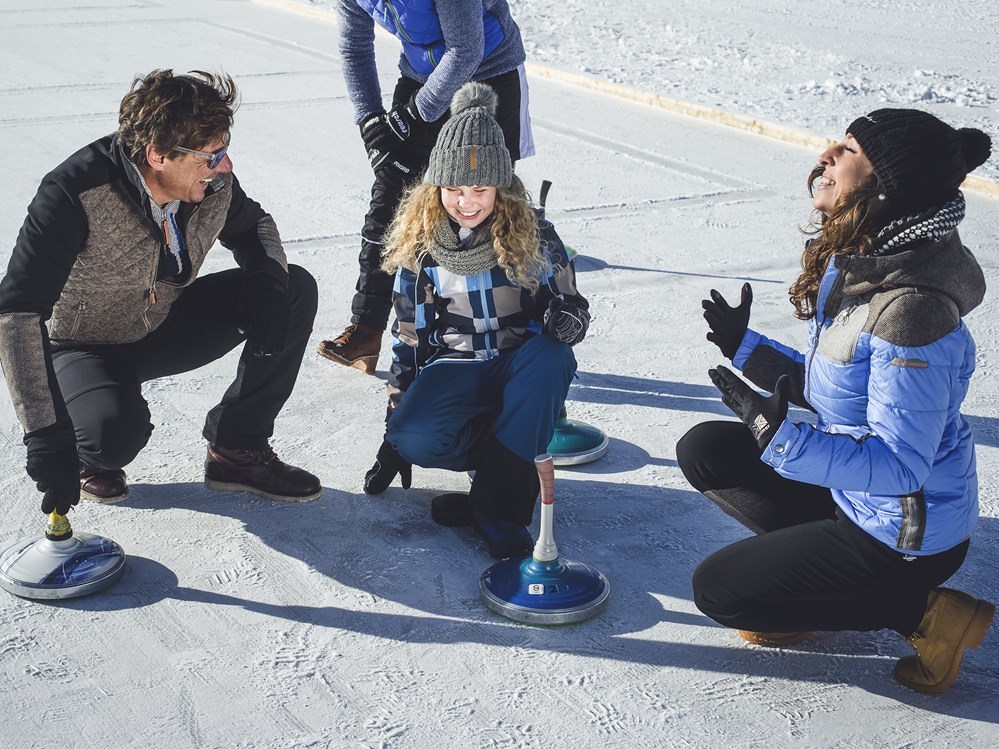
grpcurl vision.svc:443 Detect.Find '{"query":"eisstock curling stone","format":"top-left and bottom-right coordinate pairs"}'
top-left (480, 454), bottom-right (609, 625)
top-left (546, 405), bottom-right (609, 466)
top-left (0, 511), bottom-right (126, 600)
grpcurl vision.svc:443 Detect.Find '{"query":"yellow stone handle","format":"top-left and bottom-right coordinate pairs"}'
top-left (45, 510), bottom-right (72, 540)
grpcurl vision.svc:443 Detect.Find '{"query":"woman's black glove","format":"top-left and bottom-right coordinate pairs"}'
top-left (26, 446), bottom-right (80, 515)
top-left (709, 365), bottom-right (789, 450)
top-left (543, 298), bottom-right (589, 345)
top-left (236, 273), bottom-right (289, 357)
top-left (703, 282), bottom-right (752, 360)
top-left (364, 438), bottom-right (412, 495)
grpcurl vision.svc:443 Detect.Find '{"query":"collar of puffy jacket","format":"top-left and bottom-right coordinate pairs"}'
top-left (831, 229), bottom-right (986, 318)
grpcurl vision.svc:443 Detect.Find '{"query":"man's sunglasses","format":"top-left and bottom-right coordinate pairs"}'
top-left (173, 135), bottom-right (230, 169)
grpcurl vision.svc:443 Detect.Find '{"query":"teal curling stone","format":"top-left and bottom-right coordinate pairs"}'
top-left (547, 407), bottom-right (609, 466)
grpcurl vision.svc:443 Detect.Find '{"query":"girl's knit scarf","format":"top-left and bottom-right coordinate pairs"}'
top-left (872, 191), bottom-right (965, 256)
top-left (427, 218), bottom-right (499, 276)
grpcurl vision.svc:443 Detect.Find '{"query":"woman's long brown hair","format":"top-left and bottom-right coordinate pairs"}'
top-left (788, 166), bottom-right (888, 319)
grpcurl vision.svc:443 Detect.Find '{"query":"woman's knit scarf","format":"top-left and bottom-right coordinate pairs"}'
top-left (872, 191), bottom-right (965, 256)
top-left (426, 219), bottom-right (499, 276)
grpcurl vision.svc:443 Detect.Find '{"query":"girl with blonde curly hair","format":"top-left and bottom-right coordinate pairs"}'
top-left (363, 82), bottom-right (589, 560)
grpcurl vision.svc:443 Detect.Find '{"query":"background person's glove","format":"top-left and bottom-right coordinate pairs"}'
top-left (703, 282), bottom-right (753, 360)
top-left (385, 93), bottom-right (429, 144)
top-left (364, 438), bottom-right (412, 495)
top-left (709, 365), bottom-right (789, 450)
top-left (359, 112), bottom-right (395, 171)
top-left (26, 446), bottom-right (81, 515)
top-left (236, 273), bottom-right (290, 357)
top-left (543, 298), bottom-right (589, 345)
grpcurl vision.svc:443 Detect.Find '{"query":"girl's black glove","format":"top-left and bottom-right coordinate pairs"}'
top-left (544, 298), bottom-right (589, 345)
top-left (709, 365), bottom-right (789, 450)
top-left (364, 438), bottom-right (412, 495)
top-left (703, 282), bottom-right (752, 360)
top-left (26, 446), bottom-right (80, 515)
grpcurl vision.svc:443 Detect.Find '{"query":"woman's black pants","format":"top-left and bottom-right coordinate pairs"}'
top-left (676, 421), bottom-right (968, 635)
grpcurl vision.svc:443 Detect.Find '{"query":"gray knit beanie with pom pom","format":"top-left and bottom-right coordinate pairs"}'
top-left (424, 82), bottom-right (513, 188)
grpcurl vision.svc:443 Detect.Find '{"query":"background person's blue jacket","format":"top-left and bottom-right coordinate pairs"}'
top-left (337, 0), bottom-right (526, 123)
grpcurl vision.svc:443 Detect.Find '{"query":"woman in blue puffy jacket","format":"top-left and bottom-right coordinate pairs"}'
top-left (676, 109), bottom-right (994, 694)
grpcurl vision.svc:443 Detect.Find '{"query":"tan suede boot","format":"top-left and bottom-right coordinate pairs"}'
top-left (317, 323), bottom-right (381, 374)
top-left (894, 587), bottom-right (995, 694)
top-left (738, 630), bottom-right (812, 647)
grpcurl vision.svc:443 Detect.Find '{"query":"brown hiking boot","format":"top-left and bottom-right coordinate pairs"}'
top-left (80, 463), bottom-right (129, 504)
top-left (894, 587), bottom-right (995, 694)
top-left (738, 630), bottom-right (812, 647)
top-left (317, 323), bottom-right (381, 374)
top-left (204, 444), bottom-right (321, 502)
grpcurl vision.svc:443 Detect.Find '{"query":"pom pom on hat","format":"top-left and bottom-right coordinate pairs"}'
top-left (424, 82), bottom-right (512, 188)
top-left (449, 81), bottom-right (499, 118)
top-left (959, 127), bottom-right (992, 172)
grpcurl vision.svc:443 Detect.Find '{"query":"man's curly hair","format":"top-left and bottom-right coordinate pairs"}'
top-left (117, 69), bottom-right (238, 166)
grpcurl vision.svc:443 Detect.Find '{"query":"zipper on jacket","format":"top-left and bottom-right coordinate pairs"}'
top-left (68, 301), bottom-right (86, 338)
top-left (383, 1), bottom-right (415, 43)
top-left (477, 273), bottom-right (494, 357)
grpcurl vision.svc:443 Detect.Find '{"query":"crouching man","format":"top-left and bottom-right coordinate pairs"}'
top-left (0, 69), bottom-right (321, 517)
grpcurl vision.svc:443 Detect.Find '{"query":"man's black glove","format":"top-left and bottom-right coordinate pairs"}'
top-left (26, 447), bottom-right (80, 515)
top-left (364, 438), bottom-right (412, 495)
top-left (709, 365), bottom-right (789, 450)
top-left (703, 282), bottom-right (753, 360)
top-left (236, 273), bottom-right (289, 357)
top-left (543, 298), bottom-right (589, 345)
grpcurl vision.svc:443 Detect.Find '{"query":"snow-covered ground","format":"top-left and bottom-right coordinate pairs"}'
top-left (0, 1), bottom-right (997, 747)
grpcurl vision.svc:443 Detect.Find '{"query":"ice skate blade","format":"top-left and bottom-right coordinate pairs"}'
top-left (0, 532), bottom-right (126, 600)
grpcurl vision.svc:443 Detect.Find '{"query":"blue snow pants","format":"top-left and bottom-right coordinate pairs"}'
top-left (387, 334), bottom-right (576, 470)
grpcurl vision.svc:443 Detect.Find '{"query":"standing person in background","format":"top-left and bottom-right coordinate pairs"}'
top-left (676, 109), bottom-right (994, 694)
top-left (318, 0), bottom-right (534, 374)
top-left (0, 70), bottom-right (322, 518)
top-left (362, 83), bottom-right (586, 559)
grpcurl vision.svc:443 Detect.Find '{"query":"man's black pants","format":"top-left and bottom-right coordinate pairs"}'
top-left (52, 265), bottom-right (318, 471)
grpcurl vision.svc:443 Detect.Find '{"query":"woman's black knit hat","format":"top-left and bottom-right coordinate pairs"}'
top-left (847, 108), bottom-right (991, 217)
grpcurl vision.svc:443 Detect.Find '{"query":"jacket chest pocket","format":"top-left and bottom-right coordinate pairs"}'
top-left (816, 302), bottom-right (870, 364)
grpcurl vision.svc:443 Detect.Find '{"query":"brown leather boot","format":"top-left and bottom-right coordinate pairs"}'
top-left (894, 587), bottom-right (995, 694)
top-left (80, 463), bottom-right (129, 504)
top-left (316, 323), bottom-right (381, 374)
top-left (738, 630), bottom-right (812, 647)
top-left (204, 444), bottom-right (321, 502)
